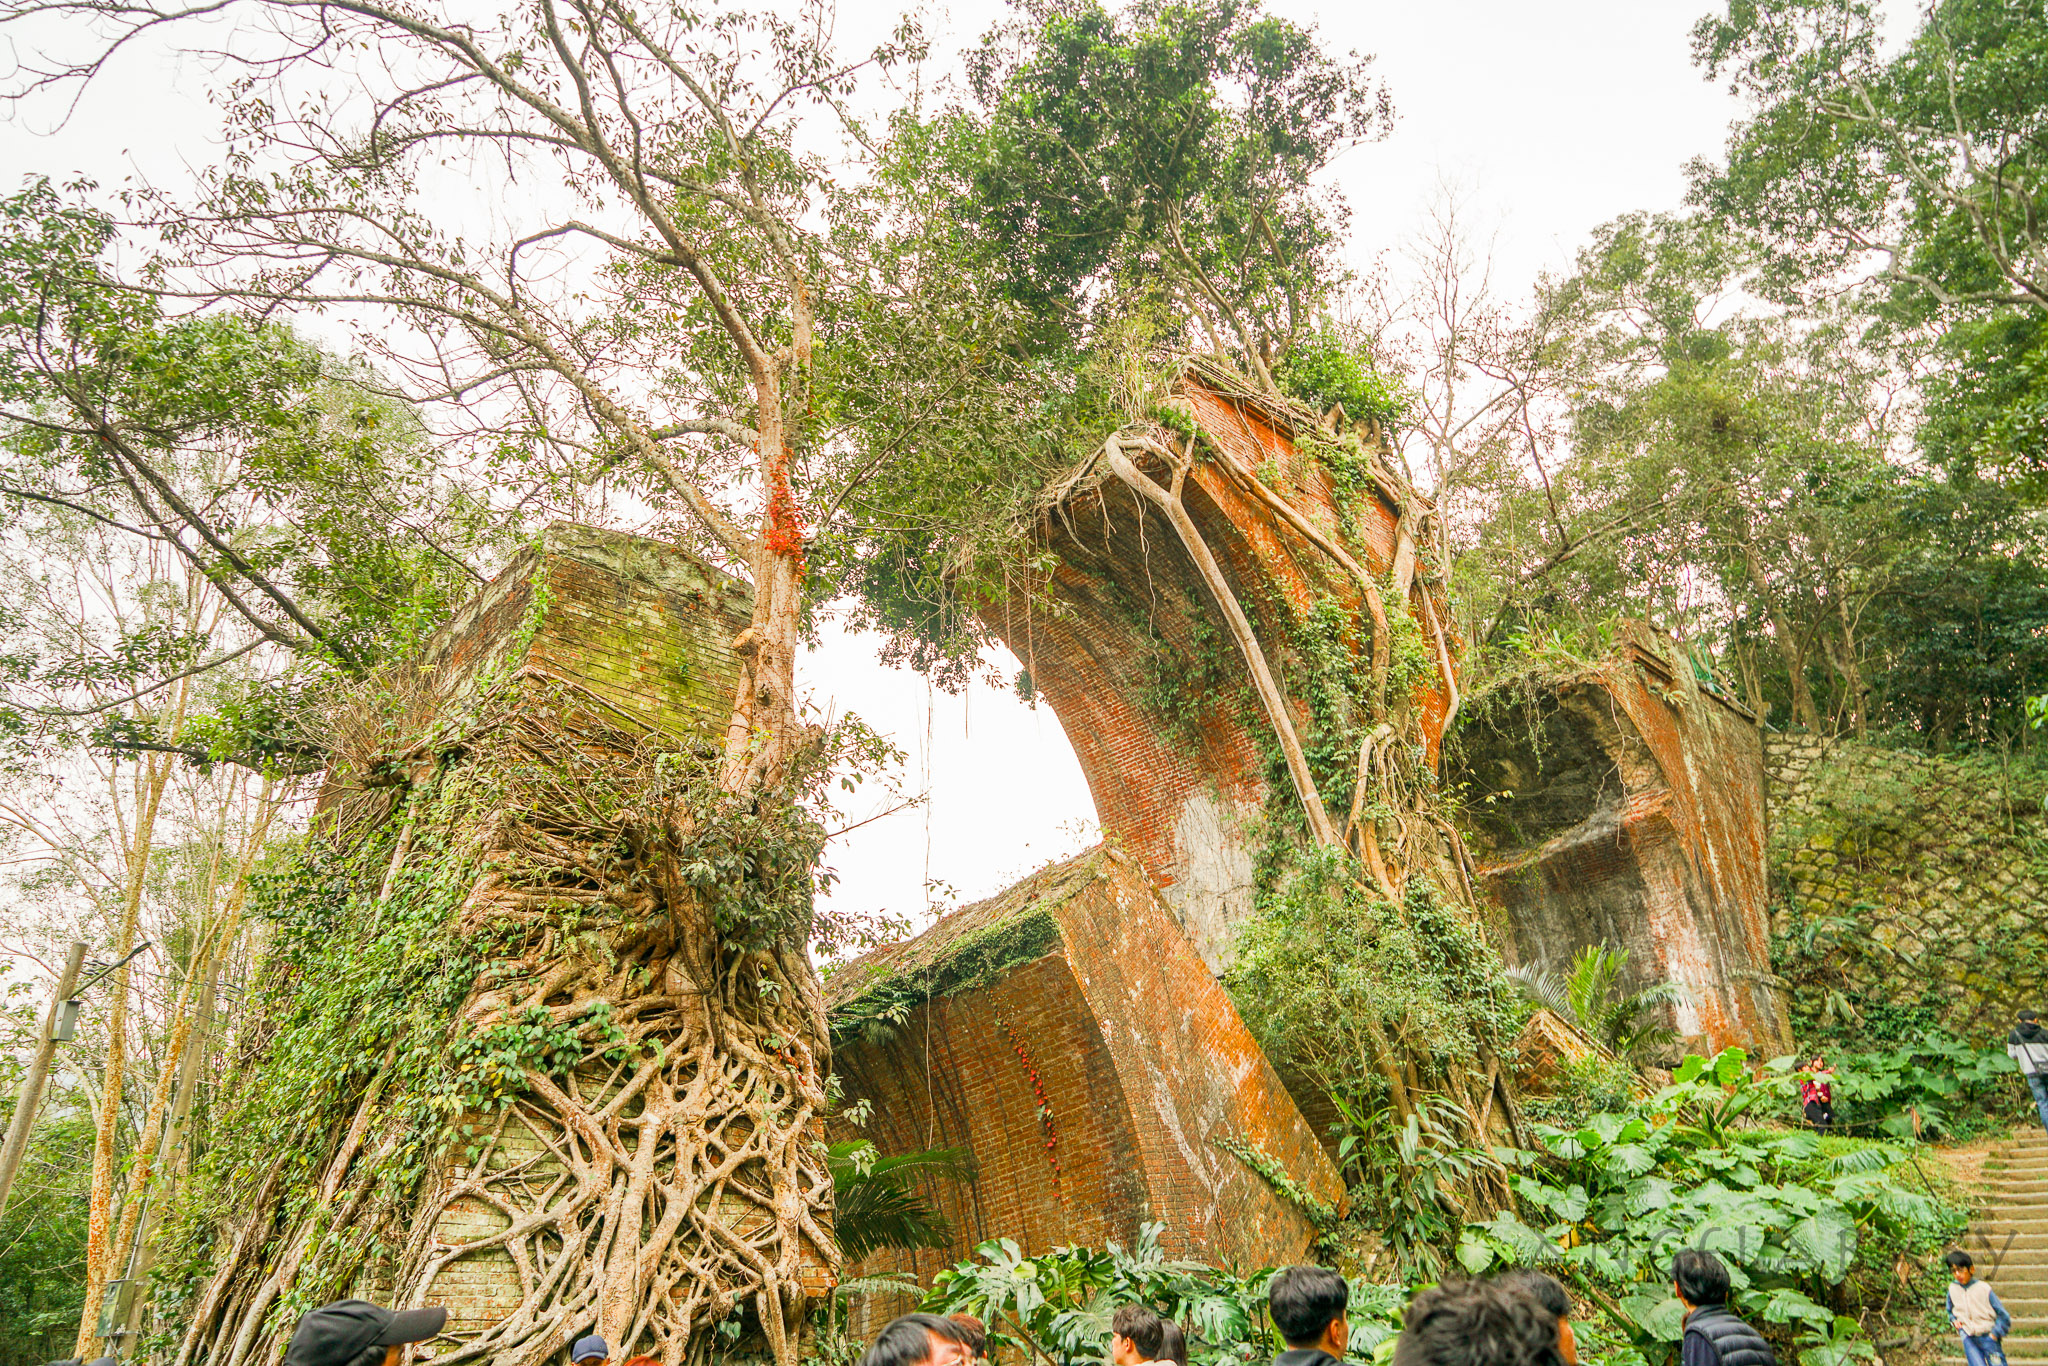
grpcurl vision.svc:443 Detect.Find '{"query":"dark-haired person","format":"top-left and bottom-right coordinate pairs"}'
top-left (1158, 1321), bottom-right (1189, 1366)
top-left (1799, 1058), bottom-right (1836, 1134)
top-left (2010, 1009), bottom-right (2048, 1135)
top-left (948, 1315), bottom-right (988, 1364)
top-left (859, 1314), bottom-right (971, 1366)
top-left (1946, 1251), bottom-right (2012, 1366)
top-left (284, 1300), bottom-right (449, 1366)
top-left (1499, 1270), bottom-right (1577, 1366)
top-left (1393, 1278), bottom-right (1564, 1366)
top-left (1673, 1249), bottom-right (1776, 1366)
top-left (1269, 1266), bottom-right (1349, 1366)
top-left (1112, 1306), bottom-right (1166, 1366)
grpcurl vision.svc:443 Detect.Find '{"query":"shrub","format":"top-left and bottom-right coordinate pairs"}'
top-left (1458, 1049), bottom-right (1967, 1366)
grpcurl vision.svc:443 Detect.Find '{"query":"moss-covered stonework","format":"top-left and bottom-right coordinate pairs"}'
top-left (419, 522), bottom-right (752, 742)
top-left (1767, 735), bottom-right (2048, 1034)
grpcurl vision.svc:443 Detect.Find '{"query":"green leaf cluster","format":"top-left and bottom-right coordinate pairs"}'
top-left (1458, 1049), bottom-right (1965, 1364)
top-left (924, 1223), bottom-right (1404, 1366)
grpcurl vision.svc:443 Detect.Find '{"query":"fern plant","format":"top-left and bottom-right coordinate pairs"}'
top-left (828, 1141), bottom-right (973, 1262)
top-left (1509, 944), bottom-right (1686, 1062)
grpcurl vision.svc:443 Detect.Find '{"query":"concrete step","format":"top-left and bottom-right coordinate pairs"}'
top-left (1935, 1341), bottom-right (2048, 1360)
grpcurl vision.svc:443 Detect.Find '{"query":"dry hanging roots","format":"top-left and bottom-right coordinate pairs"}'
top-left (178, 689), bottom-right (837, 1366)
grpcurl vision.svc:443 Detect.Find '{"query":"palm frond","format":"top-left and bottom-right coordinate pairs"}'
top-left (1506, 964), bottom-right (1575, 1022)
top-left (829, 1142), bottom-right (973, 1262)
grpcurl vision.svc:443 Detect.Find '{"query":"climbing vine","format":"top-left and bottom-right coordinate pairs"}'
top-left (151, 661), bottom-right (890, 1366)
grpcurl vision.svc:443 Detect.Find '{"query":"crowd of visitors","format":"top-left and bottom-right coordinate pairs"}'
top-left (851, 1249), bottom-right (1779, 1366)
top-left (250, 1248), bottom-right (1793, 1366)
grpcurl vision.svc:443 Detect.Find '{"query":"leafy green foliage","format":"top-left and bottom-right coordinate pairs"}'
top-left (1226, 847), bottom-right (1518, 1111)
top-left (828, 0), bottom-right (1397, 684)
top-left (0, 180), bottom-right (504, 772)
top-left (1276, 325), bottom-right (1406, 424)
top-left (0, 1073), bottom-right (89, 1366)
top-left (1460, 209), bottom-right (2048, 743)
top-left (1459, 1049), bottom-right (1965, 1364)
top-left (1793, 1034), bottom-right (2024, 1141)
top-left (1691, 0), bottom-right (2048, 493)
top-left (1509, 945), bottom-right (1685, 1063)
top-left (1329, 1094), bottom-right (1501, 1281)
top-left (924, 1223), bottom-right (1404, 1366)
top-left (828, 1141), bottom-right (973, 1262)
top-left (956, 0), bottom-right (1387, 359)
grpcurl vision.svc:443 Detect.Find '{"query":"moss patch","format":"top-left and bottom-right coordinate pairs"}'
top-left (824, 849), bottom-right (1108, 1043)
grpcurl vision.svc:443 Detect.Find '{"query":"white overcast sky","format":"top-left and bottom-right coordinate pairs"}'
top-left (0, 0), bottom-right (1885, 946)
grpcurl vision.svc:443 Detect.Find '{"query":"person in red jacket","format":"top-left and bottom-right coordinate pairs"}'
top-left (1800, 1057), bottom-right (1835, 1133)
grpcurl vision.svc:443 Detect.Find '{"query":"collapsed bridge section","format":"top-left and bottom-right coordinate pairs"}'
top-left (827, 847), bottom-right (1341, 1289)
top-left (1448, 628), bottom-right (1790, 1054)
top-left (980, 368), bottom-right (1457, 971)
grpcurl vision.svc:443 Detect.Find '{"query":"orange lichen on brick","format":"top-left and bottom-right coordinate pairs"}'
top-left (1453, 626), bottom-right (1789, 1054)
top-left (828, 847), bottom-right (1341, 1321)
top-left (981, 376), bottom-right (1453, 970)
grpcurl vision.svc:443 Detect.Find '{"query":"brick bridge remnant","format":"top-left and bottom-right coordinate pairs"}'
top-left (825, 847), bottom-right (1342, 1290)
top-left (187, 524), bottom-right (835, 1365)
top-left (978, 367), bottom-right (1457, 973)
top-left (962, 368), bottom-right (1782, 1052)
top-left (1447, 626), bottom-right (1790, 1053)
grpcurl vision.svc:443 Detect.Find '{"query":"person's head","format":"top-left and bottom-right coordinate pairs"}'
top-left (1671, 1249), bottom-right (1731, 1311)
top-left (1498, 1271), bottom-right (1575, 1366)
top-left (1946, 1250), bottom-right (1976, 1284)
top-left (571, 1334), bottom-right (610, 1366)
top-left (1157, 1321), bottom-right (1188, 1366)
top-left (1269, 1266), bottom-right (1349, 1354)
top-left (2022, 1009), bottom-right (2041, 1024)
top-left (860, 1315), bottom-right (971, 1366)
top-left (1111, 1305), bottom-right (1165, 1366)
top-left (1392, 1279), bottom-right (1565, 1366)
top-left (285, 1301), bottom-right (449, 1366)
top-left (947, 1315), bottom-right (988, 1362)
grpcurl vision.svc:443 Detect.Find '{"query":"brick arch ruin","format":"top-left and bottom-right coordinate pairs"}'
top-left (830, 366), bottom-right (1789, 1285)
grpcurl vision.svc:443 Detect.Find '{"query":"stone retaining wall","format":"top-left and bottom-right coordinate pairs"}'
top-left (1766, 735), bottom-right (2048, 1033)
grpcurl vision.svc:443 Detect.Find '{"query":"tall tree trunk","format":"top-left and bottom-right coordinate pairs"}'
top-left (76, 746), bottom-right (177, 1355)
top-left (107, 781), bottom-right (278, 1319)
top-left (1740, 540), bottom-right (1822, 732)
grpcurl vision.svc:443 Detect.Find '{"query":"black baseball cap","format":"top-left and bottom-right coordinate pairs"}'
top-left (286, 1300), bottom-right (449, 1366)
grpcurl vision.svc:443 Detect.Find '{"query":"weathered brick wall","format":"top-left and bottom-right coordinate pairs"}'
top-left (1766, 735), bottom-right (2048, 1034)
top-left (416, 523), bottom-right (751, 740)
top-left (828, 848), bottom-right (1341, 1325)
top-left (1452, 630), bottom-right (1789, 1054)
top-left (351, 524), bottom-right (840, 1339)
top-left (982, 377), bottom-right (1451, 972)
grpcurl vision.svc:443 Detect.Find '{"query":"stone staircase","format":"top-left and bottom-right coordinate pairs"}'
top-left (1943, 1134), bottom-right (2048, 1364)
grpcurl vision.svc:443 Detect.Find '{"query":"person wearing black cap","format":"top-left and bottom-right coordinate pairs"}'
top-left (285, 1300), bottom-right (449, 1366)
top-left (570, 1335), bottom-right (610, 1366)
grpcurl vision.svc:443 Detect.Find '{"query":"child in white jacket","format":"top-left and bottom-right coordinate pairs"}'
top-left (1947, 1251), bottom-right (2012, 1366)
